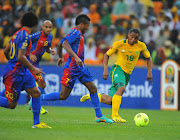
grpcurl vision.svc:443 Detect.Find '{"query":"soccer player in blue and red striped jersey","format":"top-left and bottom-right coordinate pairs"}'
top-left (41, 14), bottom-right (113, 123)
top-left (0, 11), bottom-right (51, 128)
top-left (28, 20), bottom-right (55, 114)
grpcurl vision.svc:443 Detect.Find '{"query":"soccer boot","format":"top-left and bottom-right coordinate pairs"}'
top-left (28, 98), bottom-right (32, 110)
top-left (80, 93), bottom-right (101, 102)
top-left (80, 94), bottom-right (90, 102)
top-left (95, 115), bottom-right (114, 123)
top-left (112, 115), bottom-right (126, 123)
top-left (32, 122), bottom-right (52, 128)
top-left (40, 107), bottom-right (48, 115)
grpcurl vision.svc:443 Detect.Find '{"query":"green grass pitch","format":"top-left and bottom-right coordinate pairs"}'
top-left (0, 106), bottom-right (180, 140)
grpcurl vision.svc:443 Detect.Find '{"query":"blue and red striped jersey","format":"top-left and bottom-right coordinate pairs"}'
top-left (5, 27), bottom-right (31, 76)
top-left (30, 31), bottom-right (53, 64)
top-left (60, 28), bottom-right (85, 72)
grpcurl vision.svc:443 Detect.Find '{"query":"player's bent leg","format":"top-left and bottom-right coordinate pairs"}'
top-left (101, 94), bottom-right (112, 105)
top-left (59, 85), bottom-right (72, 100)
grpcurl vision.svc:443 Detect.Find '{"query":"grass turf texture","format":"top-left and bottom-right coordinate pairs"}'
top-left (0, 106), bottom-right (180, 140)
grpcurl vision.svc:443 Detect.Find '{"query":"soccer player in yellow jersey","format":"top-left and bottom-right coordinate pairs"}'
top-left (80, 28), bottom-right (153, 123)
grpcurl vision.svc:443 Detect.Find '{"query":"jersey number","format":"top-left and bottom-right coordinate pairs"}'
top-left (10, 42), bottom-right (15, 59)
top-left (126, 55), bottom-right (134, 61)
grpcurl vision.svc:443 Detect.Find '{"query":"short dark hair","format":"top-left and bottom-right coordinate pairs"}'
top-left (129, 28), bottom-right (141, 35)
top-left (75, 14), bottom-right (90, 25)
top-left (21, 11), bottom-right (38, 27)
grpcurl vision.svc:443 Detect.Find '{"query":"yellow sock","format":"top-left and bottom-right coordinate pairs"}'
top-left (98, 93), bottom-right (102, 102)
top-left (112, 94), bottom-right (122, 118)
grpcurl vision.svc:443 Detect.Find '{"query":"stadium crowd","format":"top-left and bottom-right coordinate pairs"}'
top-left (0, 0), bottom-right (179, 66)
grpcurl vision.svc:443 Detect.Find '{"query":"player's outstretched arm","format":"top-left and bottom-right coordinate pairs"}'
top-left (62, 40), bottom-right (84, 67)
top-left (146, 56), bottom-right (153, 83)
top-left (4, 43), bottom-right (11, 60)
top-left (18, 48), bottom-right (45, 75)
top-left (103, 53), bottom-right (109, 80)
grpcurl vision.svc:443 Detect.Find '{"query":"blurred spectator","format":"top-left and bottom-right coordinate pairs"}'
top-left (101, 7), bottom-right (111, 28)
top-left (0, 0), bottom-right (180, 66)
top-left (112, 0), bottom-right (128, 15)
top-left (163, 40), bottom-right (173, 58)
top-left (88, 4), bottom-right (100, 24)
top-left (156, 29), bottom-right (168, 49)
top-left (84, 38), bottom-right (97, 61)
top-left (104, 25), bottom-right (116, 46)
top-left (62, 1), bottom-right (76, 19)
top-left (130, 0), bottom-right (144, 18)
top-left (144, 27), bottom-right (156, 44)
top-left (62, 13), bottom-right (75, 36)
top-left (152, 48), bottom-right (166, 65)
top-left (3, 27), bottom-right (13, 48)
top-left (112, 26), bottom-right (126, 43)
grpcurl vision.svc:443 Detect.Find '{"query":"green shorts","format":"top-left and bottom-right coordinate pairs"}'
top-left (109, 64), bottom-right (130, 97)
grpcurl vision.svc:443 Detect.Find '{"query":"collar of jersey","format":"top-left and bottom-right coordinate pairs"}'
top-left (41, 31), bottom-right (47, 37)
top-left (72, 27), bottom-right (82, 34)
top-left (21, 27), bottom-right (30, 35)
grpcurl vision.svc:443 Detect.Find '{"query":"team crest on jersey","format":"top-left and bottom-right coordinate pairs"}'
top-left (22, 42), bottom-right (28, 49)
top-left (13, 35), bottom-right (16, 39)
top-left (136, 51), bottom-right (139, 54)
top-left (44, 41), bottom-right (48, 46)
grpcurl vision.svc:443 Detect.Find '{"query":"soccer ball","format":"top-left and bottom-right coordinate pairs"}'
top-left (134, 113), bottom-right (149, 127)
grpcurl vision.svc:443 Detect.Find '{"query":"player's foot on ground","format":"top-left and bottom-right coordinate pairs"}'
top-left (32, 122), bottom-right (52, 128)
top-left (112, 115), bottom-right (126, 123)
top-left (28, 98), bottom-right (32, 110)
top-left (80, 94), bottom-right (90, 102)
top-left (95, 115), bottom-right (114, 123)
top-left (40, 107), bottom-right (48, 114)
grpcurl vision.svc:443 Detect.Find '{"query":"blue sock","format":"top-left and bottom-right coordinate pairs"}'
top-left (0, 96), bottom-right (9, 108)
top-left (38, 87), bottom-right (45, 94)
top-left (0, 89), bottom-right (5, 97)
top-left (90, 93), bottom-right (103, 118)
top-left (41, 92), bottom-right (60, 101)
top-left (32, 97), bottom-right (41, 125)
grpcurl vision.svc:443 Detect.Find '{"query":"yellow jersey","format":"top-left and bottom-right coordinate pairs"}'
top-left (106, 39), bottom-right (150, 74)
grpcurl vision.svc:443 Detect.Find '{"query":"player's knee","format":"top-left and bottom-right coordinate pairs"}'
top-left (89, 85), bottom-right (97, 94)
top-left (31, 90), bottom-right (41, 98)
top-left (38, 81), bottom-right (46, 89)
top-left (60, 93), bottom-right (68, 100)
top-left (39, 82), bottom-right (46, 89)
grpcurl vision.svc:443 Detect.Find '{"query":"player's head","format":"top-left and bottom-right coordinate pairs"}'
top-left (75, 14), bottom-right (90, 34)
top-left (21, 11), bottom-right (38, 28)
top-left (128, 28), bottom-right (141, 45)
top-left (42, 20), bottom-right (53, 36)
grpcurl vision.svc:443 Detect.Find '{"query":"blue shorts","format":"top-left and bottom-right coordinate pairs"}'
top-left (61, 67), bottom-right (94, 89)
top-left (3, 70), bottom-right (36, 102)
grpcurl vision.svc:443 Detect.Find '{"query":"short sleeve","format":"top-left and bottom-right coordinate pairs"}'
top-left (141, 43), bottom-right (150, 58)
top-left (30, 31), bottom-right (41, 43)
top-left (107, 41), bottom-right (121, 56)
top-left (60, 29), bottom-right (80, 44)
top-left (18, 31), bottom-right (30, 50)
